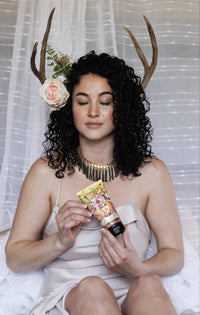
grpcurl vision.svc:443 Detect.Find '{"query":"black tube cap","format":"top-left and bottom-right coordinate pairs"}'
top-left (108, 221), bottom-right (125, 237)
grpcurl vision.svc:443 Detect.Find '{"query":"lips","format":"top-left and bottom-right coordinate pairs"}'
top-left (85, 122), bottom-right (103, 128)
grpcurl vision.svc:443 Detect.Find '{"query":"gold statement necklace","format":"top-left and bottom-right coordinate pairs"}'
top-left (76, 146), bottom-right (119, 182)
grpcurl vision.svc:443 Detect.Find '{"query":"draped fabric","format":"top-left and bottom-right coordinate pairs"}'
top-left (0, 0), bottom-right (199, 253)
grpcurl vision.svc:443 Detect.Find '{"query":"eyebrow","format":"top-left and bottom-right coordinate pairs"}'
top-left (75, 92), bottom-right (113, 97)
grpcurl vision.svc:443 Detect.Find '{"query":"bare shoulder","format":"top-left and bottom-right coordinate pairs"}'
top-left (138, 156), bottom-right (173, 191)
top-left (140, 156), bottom-right (170, 177)
top-left (29, 156), bottom-right (51, 175)
top-left (21, 157), bottom-right (58, 198)
top-left (25, 157), bottom-right (55, 181)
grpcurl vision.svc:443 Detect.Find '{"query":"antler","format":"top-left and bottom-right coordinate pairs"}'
top-left (122, 15), bottom-right (158, 89)
top-left (30, 7), bottom-right (56, 84)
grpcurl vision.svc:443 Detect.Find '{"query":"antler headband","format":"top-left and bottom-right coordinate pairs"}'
top-left (31, 8), bottom-right (158, 110)
top-left (122, 16), bottom-right (158, 89)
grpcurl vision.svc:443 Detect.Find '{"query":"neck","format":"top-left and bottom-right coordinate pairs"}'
top-left (79, 138), bottom-right (114, 164)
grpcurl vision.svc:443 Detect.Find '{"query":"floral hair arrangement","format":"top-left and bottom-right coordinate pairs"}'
top-left (31, 8), bottom-right (157, 111)
top-left (39, 45), bottom-right (73, 111)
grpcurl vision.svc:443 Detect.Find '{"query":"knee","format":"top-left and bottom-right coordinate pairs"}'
top-left (131, 274), bottom-right (167, 298)
top-left (121, 275), bottom-right (175, 314)
top-left (65, 276), bottom-right (112, 312)
top-left (77, 276), bottom-right (111, 298)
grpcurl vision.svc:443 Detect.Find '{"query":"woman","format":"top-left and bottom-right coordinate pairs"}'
top-left (5, 51), bottom-right (184, 315)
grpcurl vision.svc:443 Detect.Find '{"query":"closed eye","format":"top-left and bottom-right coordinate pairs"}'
top-left (100, 102), bottom-right (112, 106)
top-left (78, 102), bottom-right (88, 105)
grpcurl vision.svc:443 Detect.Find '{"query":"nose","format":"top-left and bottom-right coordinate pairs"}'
top-left (88, 102), bottom-right (100, 117)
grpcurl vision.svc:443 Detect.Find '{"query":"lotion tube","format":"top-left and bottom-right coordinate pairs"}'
top-left (77, 180), bottom-right (125, 237)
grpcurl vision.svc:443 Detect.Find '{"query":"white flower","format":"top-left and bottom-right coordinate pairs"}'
top-left (39, 78), bottom-right (69, 110)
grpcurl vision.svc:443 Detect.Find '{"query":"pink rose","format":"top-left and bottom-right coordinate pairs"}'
top-left (39, 78), bottom-right (69, 110)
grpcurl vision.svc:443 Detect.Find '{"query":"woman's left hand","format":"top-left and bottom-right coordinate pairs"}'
top-left (98, 226), bottom-right (144, 278)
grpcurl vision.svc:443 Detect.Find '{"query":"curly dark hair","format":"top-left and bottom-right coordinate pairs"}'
top-left (43, 50), bottom-right (153, 178)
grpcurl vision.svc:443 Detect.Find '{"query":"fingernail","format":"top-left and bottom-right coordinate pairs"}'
top-left (88, 212), bottom-right (93, 217)
top-left (82, 204), bottom-right (87, 208)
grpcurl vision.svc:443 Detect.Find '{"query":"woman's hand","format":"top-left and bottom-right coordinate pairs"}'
top-left (56, 200), bottom-right (92, 249)
top-left (98, 226), bottom-right (144, 278)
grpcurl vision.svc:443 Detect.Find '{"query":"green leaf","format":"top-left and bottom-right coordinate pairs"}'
top-left (53, 65), bottom-right (59, 71)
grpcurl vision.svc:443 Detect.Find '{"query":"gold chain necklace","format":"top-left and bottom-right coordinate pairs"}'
top-left (76, 146), bottom-right (119, 182)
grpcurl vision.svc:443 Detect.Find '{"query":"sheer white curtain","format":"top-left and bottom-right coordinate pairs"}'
top-left (0, 0), bottom-right (199, 252)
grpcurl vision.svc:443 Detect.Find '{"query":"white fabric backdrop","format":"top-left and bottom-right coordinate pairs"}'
top-left (0, 0), bottom-right (199, 253)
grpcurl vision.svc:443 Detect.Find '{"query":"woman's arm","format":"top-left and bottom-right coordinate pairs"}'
top-left (5, 159), bottom-right (65, 272)
top-left (5, 158), bottom-right (91, 273)
top-left (99, 158), bottom-right (184, 278)
top-left (142, 158), bottom-right (184, 276)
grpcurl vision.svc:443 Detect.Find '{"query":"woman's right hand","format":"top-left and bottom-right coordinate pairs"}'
top-left (56, 200), bottom-right (92, 248)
